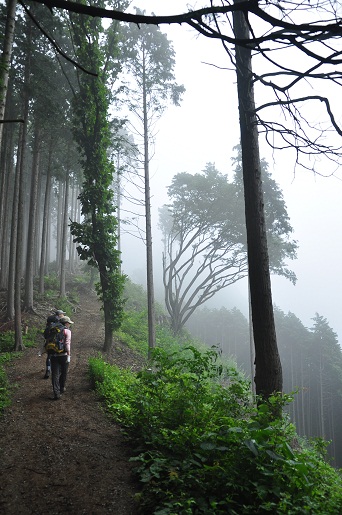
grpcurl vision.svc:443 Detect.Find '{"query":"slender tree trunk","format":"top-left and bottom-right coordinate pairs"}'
top-left (116, 161), bottom-right (121, 273)
top-left (69, 179), bottom-right (75, 274)
top-left (39, 141), bottom-right (53, 294)
top-left (0, 121), bottom-right (15, 289)
top-left (7, 126), bottom-right (23, 319)
top-left (0, 0), bottom-right (17, 152)
top-left (248, 281), bottom-right (255, 396)
top-left (233, 1), bottom-right (282, 399)
top-left (142, 48), bottom-right (156, 359)
top-left (56, 179), bottom-right (63, 274)
top-left (45, 188), bottom-right (52, 275)
top-left (60, 166), bottom-right (70, 297)
top-left (15, 117), bottom-right (28, 350)
top-left (15, 122), bottom-right (25, 350)
top-left (24, 123), bottom-right (41, 311)
top-left (14, 12), bottom-right (32, 350)
top-left (319, 350), bottom-right (325, 439)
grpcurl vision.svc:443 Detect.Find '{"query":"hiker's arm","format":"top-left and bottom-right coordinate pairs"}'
top-left (64, 329), bottom-right (71, 356)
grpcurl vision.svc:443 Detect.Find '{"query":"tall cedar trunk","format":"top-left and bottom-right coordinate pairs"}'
top-left (0, 122), bottom-right (14, 289)
top-left (39, 141), bottom-right (53, 294)
top-left (60, 166), bottom-right (69, 297)
top-left (15, 121), bottom-right (26, 350)
top-left (142, 46), bottom-right (156, 358)
top-left (233, 2), bottom-right (283, 398)
top-left (24, 123), bottom-right (41, 311)
top-left (14, 13), bottom-right (32, 350)
top-left (45, 201), bottom-right (51, 275)
top-left (56, 179), bottom-right (63, 274)
top-left (0, 0), bottom-right (17, 152)
top-left (7, 127), bottom-right (22, 319)
top-left (68, 179), bottom-right (75, 274)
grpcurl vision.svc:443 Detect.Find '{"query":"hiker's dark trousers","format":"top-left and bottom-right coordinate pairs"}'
top-left (50, 355), bottom-right (69, 398)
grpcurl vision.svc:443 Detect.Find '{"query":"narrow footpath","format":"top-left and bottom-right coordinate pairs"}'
top-left (0, 289), bottom-right (143, 515)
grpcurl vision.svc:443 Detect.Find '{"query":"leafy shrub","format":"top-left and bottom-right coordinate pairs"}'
top-left (0, 327), bottom-right (43, 352)
top-left (89, 347), bottom-right (342, 514)
top-left (43, 275), bottom-right (59, 291)
top-left (0, 332), bottom-right (15, 352)
top-left (0, 365), bottom-right (10, 412)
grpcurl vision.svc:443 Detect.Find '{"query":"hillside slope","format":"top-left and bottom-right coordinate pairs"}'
top-left (0, 288), bottom-right (144, 514)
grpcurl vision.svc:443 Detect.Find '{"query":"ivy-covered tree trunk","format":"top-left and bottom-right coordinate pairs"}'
top-left (70, 11), bottom-right (125, 351)
top-left (233, 1), bottom-right (283, 399)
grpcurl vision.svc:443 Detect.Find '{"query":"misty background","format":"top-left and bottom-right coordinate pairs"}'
top-left (119, 0), bottom-right (342, 343)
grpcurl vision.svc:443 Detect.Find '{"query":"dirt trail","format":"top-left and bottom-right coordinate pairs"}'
top-left (0, 289), bottom-right (144, 515)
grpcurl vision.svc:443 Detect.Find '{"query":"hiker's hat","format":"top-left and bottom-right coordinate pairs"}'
top-left (60, 316), bottom-right (74, 325)
top-left (55, 309), bottom-right (66, 315)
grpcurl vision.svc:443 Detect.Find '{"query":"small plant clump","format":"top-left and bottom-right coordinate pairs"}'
top-left (89, 347), bottom-right (342, 514)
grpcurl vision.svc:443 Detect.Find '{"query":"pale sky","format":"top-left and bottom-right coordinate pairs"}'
top-left (120, 1), bottom-right (342, 342)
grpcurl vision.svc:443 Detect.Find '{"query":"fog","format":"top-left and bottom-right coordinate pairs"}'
top-left (120, 1), bottom-right (342, 343)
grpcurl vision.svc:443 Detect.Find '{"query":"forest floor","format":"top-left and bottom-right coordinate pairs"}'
top-left (0, 286), bottom-right (147, 515)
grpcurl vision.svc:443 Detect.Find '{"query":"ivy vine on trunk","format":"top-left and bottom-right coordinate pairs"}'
top-left (69, 8), bottom-right (125, 352)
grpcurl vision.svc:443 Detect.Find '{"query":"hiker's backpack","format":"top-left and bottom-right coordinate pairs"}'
top-left (43, 315), bottom-right (57, 340)
top-left (44, 323), bottom-right (66, 354)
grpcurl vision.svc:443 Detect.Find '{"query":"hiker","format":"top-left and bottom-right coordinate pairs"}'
top-left (42, 309), bottom-right (66, 379)
top-left (50, 316), bottom-right (73, 401)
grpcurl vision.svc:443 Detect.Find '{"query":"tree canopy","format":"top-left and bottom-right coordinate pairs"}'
top-left (160, 152), bottom-right (297, 335)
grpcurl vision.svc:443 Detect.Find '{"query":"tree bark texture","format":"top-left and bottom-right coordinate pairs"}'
top-left (39, 142), bottom-right (53, 294)
top-left (142, 48), bottom-right (156, 358)
top-left (0, 0), bottom-right (18, 151)
top-left (24, 123), bottom-right (41, 311)
top-left (233, 2), bottom-right (283, 398)
top-left (60, 164), bottom-right (70, 297)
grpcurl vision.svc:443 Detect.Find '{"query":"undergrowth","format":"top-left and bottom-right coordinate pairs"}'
top-left (0, 330), bottom-right (38, 412)
top-left (89, 347), bottom-right (342, 514)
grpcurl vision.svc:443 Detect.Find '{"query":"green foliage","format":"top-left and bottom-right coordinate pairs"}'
top-left (121, 13), bottom-right (185, 115)
top-left (23, 328), bottom-right (40, 349)
top-left (0, 364), bottom-right (10, 412)
top-left (70, 9), bottom-right (126, 337)
top-left (0, 328), bottom-right (40, 352)
top-left (160, 154), bottom-right (298, 334)
top-left (0, 352), bottom-right (22, 414)
top-left (117, 310), bottom-right (149, 353)
top-left (123, 278), bottom-right (149, 312)
top-left (43, 275), bottom-right (59, 291)
top-left (0, 332), bottom-right (15, 353)
top-left (232, 145), bottom-right (298, 284)
top-left (89, 347), bottom-right (342, 514)
top-left (88, 357), bottom-right (138, 425)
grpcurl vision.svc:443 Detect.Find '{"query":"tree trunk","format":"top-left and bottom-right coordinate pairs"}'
top-left (39, 141), bottom-right (53, 294)
top-left (233, 2), bottom-right (282, 399)
top-left (7, 125), bottom-right (22, 319)
top-left (60, 166), bottom-right (70, 297)
top-left (14, 120), bottom-right (27, 351)
top-left (14, 12), bottom-right (32, 350)
top-left (68, 179), bottom-right (75, 274)
top-left (24, 123), bottom-right (41, 311)
top-left (0, 120), bottom-right (15, 289)
top-left (97, 261), bottom-right (113, 352)
top-left (0, 0), bottom-right (17, 152)
top-left (56, 179), bottom-right (63, 274)
top-left (143, 47), bottom-right (156, 359)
